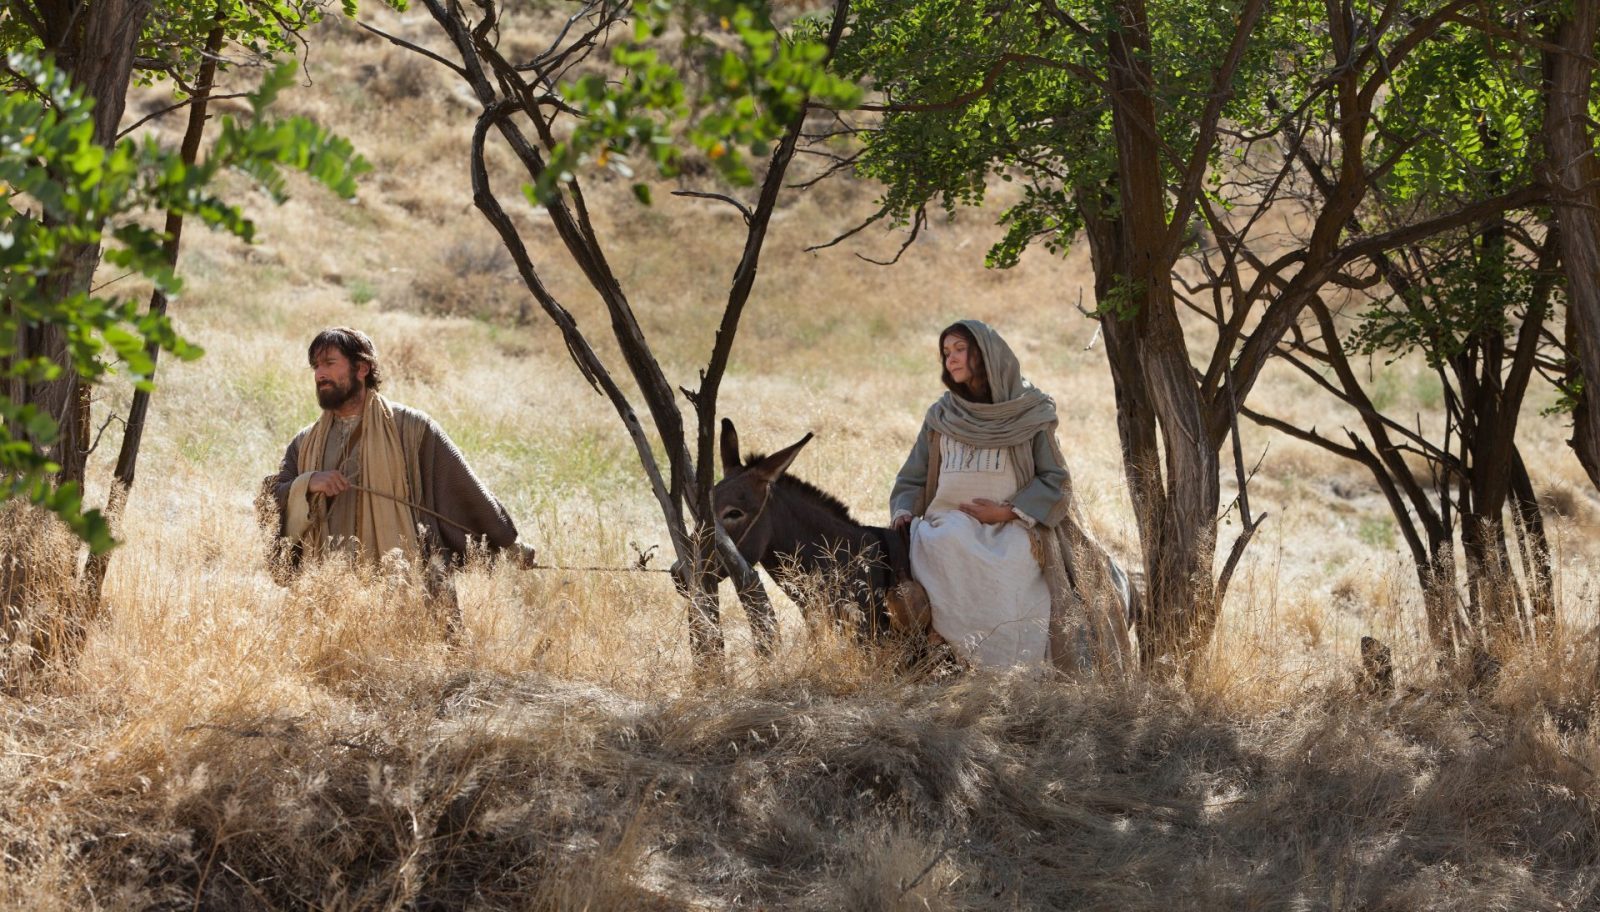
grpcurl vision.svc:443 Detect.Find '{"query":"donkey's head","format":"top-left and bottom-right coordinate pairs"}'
top-left (713, 417), bottom-right (812, 569)
top-left (670, 419), bottom-right (812, 595)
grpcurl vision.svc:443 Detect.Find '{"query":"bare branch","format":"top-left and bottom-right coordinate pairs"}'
top-left (806, 205), bottom-right (888, 253)
top-left (1213, 512), bottom-right (1265, 612)
top-left (115, 92), bottom-right (251, 139)
top-left (856, 206), bottom-right (925, 266)
top-left (83, 410), bottom-right (124, 457)
top-left (1241, 405), bottom-right (1361, 460)
top-left (788, 149), bottom-right (863, 190)
top-left (671, 189), bottom-right (752, 225)
top-left (521, 1), bottom-right (622, 79)
top-left (1334, 185), bottom-right (1546, 268)
top-left (357, 19), bottom-right (467, 78)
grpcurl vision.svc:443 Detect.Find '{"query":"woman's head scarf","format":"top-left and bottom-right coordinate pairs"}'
top-left (924, 319), bottom-right (1057, 448)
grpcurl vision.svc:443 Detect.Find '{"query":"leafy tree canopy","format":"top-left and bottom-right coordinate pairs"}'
top-left (831, 0), bottom-right (1325, 269)
top-left (0, 52), bottom-right (366, 551)
top-left (521, 0), bottom-right (862, 204)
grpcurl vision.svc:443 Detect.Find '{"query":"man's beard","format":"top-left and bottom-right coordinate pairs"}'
top-left (317, 373), bottom-right (361, 410)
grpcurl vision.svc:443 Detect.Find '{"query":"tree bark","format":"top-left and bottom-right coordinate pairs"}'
top-left (20, 0), bottom-right (152, 485)
top-left (1543, 2), bottom-right (1600, 489)
top-left (81, 9), bottom-right (228, 610)
top-left (1102, 0), bottom-right (1221, 670)
top-left (1508, 445), bottom-right (1554, 635)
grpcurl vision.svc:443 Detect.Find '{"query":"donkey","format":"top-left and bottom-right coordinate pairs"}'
top-left (696, 418), bottom-right (915, 641)
top-left (688, 419), bottom-right (1142, 665)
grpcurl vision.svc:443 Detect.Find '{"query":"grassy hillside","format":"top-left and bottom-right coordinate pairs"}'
top-left (2, 8), bottom-right (1598, 909)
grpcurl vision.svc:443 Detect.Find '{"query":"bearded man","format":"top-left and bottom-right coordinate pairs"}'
top-left (265, 327), bottom-right (529, 576)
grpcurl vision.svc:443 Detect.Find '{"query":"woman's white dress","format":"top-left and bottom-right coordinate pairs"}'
top-left (911, 436), bottom-right (1050, 667)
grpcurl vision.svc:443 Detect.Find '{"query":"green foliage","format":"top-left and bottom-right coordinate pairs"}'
top-left (1353, 15), bottom-right (1554, 388)
top-left (1543, 373), bottom-right (1581, 418)
top-left (0, 52), bottom-right (367, 551)
top-left (346, 276), bottom-right (377, 305)
top-left (834, 0), bottom-right (1322, 291)
top-left (1376, 20), bottom-right (1542, 204)
top-left (529, 0), bottom-right (861, 205)
top-left (139, 1), bottom-right (327, 86)
top-left (1350, 237), bottom-right (1539, 368)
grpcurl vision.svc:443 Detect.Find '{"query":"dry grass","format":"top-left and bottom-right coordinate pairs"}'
top-left (3, 8), bottom-right (1599, 909)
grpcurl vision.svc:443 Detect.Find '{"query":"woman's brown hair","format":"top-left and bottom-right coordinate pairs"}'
top-left (938, 322), bottom-right (990, 403)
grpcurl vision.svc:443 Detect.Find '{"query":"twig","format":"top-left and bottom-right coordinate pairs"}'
top-left (855, 205), bottom-right (925, 266)
top-left (357, 19), bottom-right (467, 78)
top-left (671, 189), bottom-right (752, 225)
top-left (83, 412), bottom-right (125, 457)
top-left (344, 483), bottom-right (473, 533)
top-left (1078, 290), bottom-right (1102, 350)
top-left (806, 205), bottom-right (888, 253)
top-left (116, 92), bottom-right (252, 139)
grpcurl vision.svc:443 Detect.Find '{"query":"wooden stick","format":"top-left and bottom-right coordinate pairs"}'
top-left (344, 483), bottom-right (474, 534)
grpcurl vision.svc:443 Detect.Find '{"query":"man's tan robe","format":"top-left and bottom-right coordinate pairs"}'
top-left (265, 396), bottom-right (519, 574)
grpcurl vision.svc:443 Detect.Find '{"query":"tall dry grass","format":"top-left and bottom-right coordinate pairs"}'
top-left (2, 7), bottom-right (1599, 909)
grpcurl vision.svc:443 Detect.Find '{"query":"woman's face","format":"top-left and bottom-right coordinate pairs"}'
top-left (942, 333), bottom-right (975, 387)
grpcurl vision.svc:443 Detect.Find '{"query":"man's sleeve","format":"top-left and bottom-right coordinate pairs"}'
top-left (262, 434), bottom-right (305, 537)
top-left (416, 417), bottom-right (519, 559)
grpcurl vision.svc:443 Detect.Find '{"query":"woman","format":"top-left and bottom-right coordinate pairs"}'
top-left (890, 320), bottom-right (1133, 674)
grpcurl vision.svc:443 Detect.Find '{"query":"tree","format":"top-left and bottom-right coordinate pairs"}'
top-left (1, 1), bottom-right (364, 551)
top-left (827, 0), bottom-right (1552, 672)
top-left (1, 5), bottom-right (365, 666)
top-left (363, 0), bottom-right (860, 671)
top-left (1540, 0), bottom-right (1600, 490)
top-left (1229, 8), bottom-right (1567, 654)
top-left (1244, 230), bottom-right (1562, 653)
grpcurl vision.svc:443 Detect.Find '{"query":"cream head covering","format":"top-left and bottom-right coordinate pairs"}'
top-left (923, 319), bottom-right (1058, 448)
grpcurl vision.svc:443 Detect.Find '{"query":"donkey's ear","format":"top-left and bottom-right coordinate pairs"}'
top-left (750, 432), bottom-right (814, 486)
top-left (720, 417), bottom-right (742, 475)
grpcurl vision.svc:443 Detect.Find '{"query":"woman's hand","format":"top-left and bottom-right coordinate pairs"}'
top-left (959, 497), bottom-right (1016, 525)
top-left (892, 513), bottom-right (913, 532)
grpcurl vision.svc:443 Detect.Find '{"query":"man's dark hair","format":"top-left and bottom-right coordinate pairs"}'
top-left (308, 327), bottom-right (383, 390)
top-left (938, 322), bottom-right (990, 403)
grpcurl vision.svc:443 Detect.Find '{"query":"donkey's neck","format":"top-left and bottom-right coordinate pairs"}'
top-left (761, 484), bottom-right (879, 571)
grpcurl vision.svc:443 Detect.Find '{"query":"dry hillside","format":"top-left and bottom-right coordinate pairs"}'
top-left (1, 8), bottom-right (1597, 909)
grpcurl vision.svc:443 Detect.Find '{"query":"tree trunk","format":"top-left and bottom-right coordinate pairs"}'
top-left (1543, 2), bottom-right (1600, 489)
top-left (82, 10), bottom-right (228, 611)
top-left (20, 0), bottom-right (152, 485)
top-left (1458, 222), bottom-right (1520, 636)
top-left (1508, 445), bottom-right (1554, 634)
top-left (409, 0), bottom-right (844, 670)
top-left (1102, 0), bottom-right (1221, 670)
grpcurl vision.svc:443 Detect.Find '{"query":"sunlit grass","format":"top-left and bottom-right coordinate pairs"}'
top-left (2, 7), bottom-right (1598, 909)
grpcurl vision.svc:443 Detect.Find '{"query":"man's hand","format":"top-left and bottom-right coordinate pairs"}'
top-left (959, 497), bottom-right (1015, 525)
top-left (307, 470), bottom-right (351, 498)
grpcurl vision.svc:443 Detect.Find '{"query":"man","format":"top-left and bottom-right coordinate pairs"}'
top-left (265, 327), bottom-right (531, 579)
